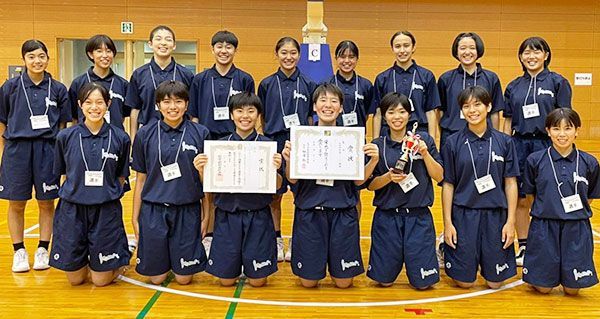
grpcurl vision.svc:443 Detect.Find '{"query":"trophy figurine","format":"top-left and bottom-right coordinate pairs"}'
top-left (393, 122), bottom-right (421, 174)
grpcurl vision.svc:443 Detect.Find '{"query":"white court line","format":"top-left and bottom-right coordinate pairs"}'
top-left (592, 229), bottom-right (600, 238)
top-left (24, 224), bottom-right (39, 234)
top-left (118, 275), bottom-right (524, 307)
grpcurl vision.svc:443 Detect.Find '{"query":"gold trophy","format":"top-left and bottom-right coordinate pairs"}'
top-left (393, 122), bottom-right (421, 174)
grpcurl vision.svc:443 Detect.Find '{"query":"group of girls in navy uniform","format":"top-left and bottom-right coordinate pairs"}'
top-left (0, 26), bottom-right (597, 295)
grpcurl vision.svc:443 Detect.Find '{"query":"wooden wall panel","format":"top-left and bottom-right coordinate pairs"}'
top-left (1, 0), bottom-right (599, 139)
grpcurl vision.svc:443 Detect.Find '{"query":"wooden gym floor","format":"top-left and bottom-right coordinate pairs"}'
top-left (0, 141), bottom-right (599, 319)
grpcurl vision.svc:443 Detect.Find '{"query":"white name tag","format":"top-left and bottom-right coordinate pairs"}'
top-left (561, 194), bottom-right (583, 213)
top-left (522, 103), bottom-right (540, 119)
top-left (399, 172), bottom-right (419, 193)
top-left (161, 163), bottom-right (182, 181)
top-left (104, 110), bottom-right (111, 124)
top-left (85, 171), bottom-right (104, 187)
top-left (30, 115), bottom-right (50, 130)
top-left (283, 113), bottom-right (301, 129)
top-left (316, 179), bottom-right (334, 187)
top-left (342, 112), bottom-right (358, 126)
top-left (474, 174), bottom-right (496, 194)
top-left (213, 106), bottom-right (229, 121)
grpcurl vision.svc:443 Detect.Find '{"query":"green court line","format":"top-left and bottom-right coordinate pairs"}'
top-left (136, 272), bottom-right (175, 319)
top-left (225, 278), bottom-right (246, 319)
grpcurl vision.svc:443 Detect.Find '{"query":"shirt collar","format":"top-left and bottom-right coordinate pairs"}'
top-left (392, 60), bottom-right (417, 74)
top-left (209, 64), bottom-right (238, 79)
top-left (160, 119), bottom-right (186, 132)
top-left (335, 71), bottom-right (356, 85)
top-left (87, 67), bottom-right (115, 81)
top-left (150, 57), bottom-right (176, 73)
top-left (78, 121), bottom-right (111, 138)
top-left (230, 130), bottom-right (258, 141)
top-left (549, 145), bottom-right (578, 162)
top-left (21, 71), bottom-right (51, 89)
top-left (463, 126), bottom-right (493, 142)
top-left (276, 68), bottom-right (299, 81)
top-left (523, 68), bottom-right (550, 81)
top-left (456, 63), bottom-right (482, 77)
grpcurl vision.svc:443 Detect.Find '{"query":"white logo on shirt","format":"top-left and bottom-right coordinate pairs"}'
top-left (412, 83), bottom-right (424, 91)
top-left (355, 91), bottom-right (364, 100)
top-left (109, 91), bottom-right (125, 102)
top-left (180, 258), bottom-right (200, 269)
top-left (42, 182), bottom-right (59, 193)
top-left (293, 90), bottom-right (307, 102)
top-left (492, 151), bottom-right (504, 162)
top-left (341, 259), bottom-right (360, 271)
top-left (573, 173), bottom-right (589, 185)
top-left (182, 141), bottom-right (198, 154)
top-left (45, 97), bottom-right (57, 107)
top-left (230, 88), bottom-right (242, 96)
top-left (537, 87), bottom-right (555, 97)
top-left (252, 259), bottom-right (272, 271)
top-left (98, 252), bottom-right (120, 264)
top-left (102, 148), bottom-right (118, 161)
top-left (420, 267), bottom-right (438, 279)
top-left (573, 268), bottom-right (593, 281)
top-left (496, 263), bottom-right (509, 275)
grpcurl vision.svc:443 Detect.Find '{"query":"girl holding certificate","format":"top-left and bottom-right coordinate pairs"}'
top-left (282, 83), bottom-right (379, 289)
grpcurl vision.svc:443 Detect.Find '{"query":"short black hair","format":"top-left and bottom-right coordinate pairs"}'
top-left (228, 92), bottom-right (263, 115)
top-left (155, 80), bottom-right (188, 103)
top-left (211, 30), bottom-right (239, 48)
top-left (457, 86), bottom-right (492, 108)
top-left (451, 32), bottom-right (485, 60)
top-left (335, 40), bottom-right (359, 59)
top-left (21, 39), bottom-right (48, 58)
top-left (390, 31), bottom-right (416, 47)
top-left (518, 36), bottom-right (551, 71)
top-left (85, 34), bottom-right (117, 62)
top-left (312, 83), bottom-right (343, 105)
top-left (275, 37), bottom-right (300, 53)
top-left (149, 25), bottom-right (176, 42)
top-left (78, 82), bottom-right (110, 105)
top-left (545, 108), bottom-right (581, 129)
top-left (378, 92), bottom-right (411, 115)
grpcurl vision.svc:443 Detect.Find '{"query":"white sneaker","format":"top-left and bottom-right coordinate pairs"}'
top-left (436, 233), bottom-right (445, 269)
top-left (284, 238), bottom-right (292, 262)
top-left (515, 245), bottom-right (526, 267)
top-left (276, 237), bottom-right (285, 262)
top-left (202, 236), bottom-right (213, 258)
top-left (12, 249), bottom-right (30, 273)
top-left (33, 247), bottom-right (50, 270)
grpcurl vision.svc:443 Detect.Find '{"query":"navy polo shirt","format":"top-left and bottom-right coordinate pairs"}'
top-left (523, 147), bottom-right (600, 220)
top-left (438, 64), bottom-right (504, 132)
top-left (68, 67), bottom-right (130, 130)
top-left (326, 71), bottom-right (375, 127)
top-left (0, 72), bottom-right (71, 140)
top-left (213, 130), bottom-right (279, 212)
top-left (131, 119), bottom-right (209, 205)
top-left (189, 64), bottom-right (255, 135)
top-left (504, 69), bottom-right (572, 136)
top-left (372, 61), bottom-right (440, 126)
top-left (54, 123), bottom-right (130, 205)
top-left (257, 69), bottom-right (317, 136)
top-left (370, 132), bottom-right (441, 209)
top-left (441, 127), bottom-right (519, 209)
top-left (125, 58), bottom-right (194, 126)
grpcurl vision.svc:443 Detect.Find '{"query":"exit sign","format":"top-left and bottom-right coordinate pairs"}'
top-left (121, 22), bottom-right (134, 34)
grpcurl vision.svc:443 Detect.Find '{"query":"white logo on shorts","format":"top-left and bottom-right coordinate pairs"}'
top-left (341, 259), bottom-right (360, 271)
top-left (522, 268), bottom-right (528, 275)
top-left (42, 182), bottom-right (59, 193)
top-left (492, 151), bottom-right (504, 162)
top-left (53, 253), bottom-right (60, 260)
top-left (368, 265), bottom-right (372, 271)
top-left (537, 87), bottom-right (555, 97)
top-left (252, 259), bottom-right (272, 271)
top-left (180, 258), bottom-right (200, 269)
top-left (420, 267), bottom-right (438, 279)
top-left (0, 185), bottom-right (4, 192)
top-left (99, 252), bottom-right (120, 264)
top-left (208, 259), bottom-right (213, 266)
top-left (102, 148), bottom-right (118, 161)
top-left (446, 262), bottom-right (452, 269)
top-left (136, 258), bottom-right (141, 264)
top-left (181, 141), bottom-right (198, 154)
top-left (496, 263), bottom-right (509, 275)
top-left (573, 268), bottom-right (593, 281)
top-left (297, 262), bottom-right (303, 269)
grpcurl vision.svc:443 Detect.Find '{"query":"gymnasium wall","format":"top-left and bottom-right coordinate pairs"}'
top-left (1, 0), bottom-right (599, 139)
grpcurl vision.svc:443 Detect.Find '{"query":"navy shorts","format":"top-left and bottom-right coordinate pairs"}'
top-left (367, 207), bottom-right (439, 288)
top-left (0, 138), bottom-right (59, 200)
top-left (266, 131), bottom-right (290, 195)
top-left (291, 207), bottom-right (364, 280)
top-left (206, 207), bottom-right (277, 279)
top-left (49, 199), bottom-right (131, 272)
top-left (136, 201), bottom-right (206, 276)
top-left (523, 217), bottom-right (598, 289)
top-left (444, 206), bottom-right (517, 283)
top-left (512, 135), bottom-right (550, 197)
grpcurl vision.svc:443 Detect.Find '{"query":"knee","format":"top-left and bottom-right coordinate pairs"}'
top-left (414, 285), bottom-right (432, 291)
top-left (454, 280), bottom-right (475, 289)
top-left (299, 278), bottom-right (318, 288)
top-left (174, 275), bottom-right (193, 285)
top-left (219, 278), bottom-right (238, 287)
top-left (248, 278), bottom-right (267, 287)
top-left (8, 201), bottom-right (27, 211)
top-left (486, 281), bottom-right (504, 289)
top-left (563, 287), bottom-right (579, 296)
top-left (68, 277), bottom-right (86, 286)
top-left (37, 200), bottom-right (56, 212)
top-left (333, 278), bottom-right (353, 289)
top-left (149, 274), bottom-right (168, 285)
top-left (91, 277), bottom-right (114, 287)
top-left (377, 282), bottom-right (393, 288)
top-left (530, 285), bottom-right (552, 294)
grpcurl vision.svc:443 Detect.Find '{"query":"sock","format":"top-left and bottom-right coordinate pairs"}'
top-left (205, 232), bottom-right (213, 238)
top-left (38, 241), bottom-right (50, 250)
top-left (275, 231), bottom-right (282, 238)
top-left (518, 238), bottom-right (527, 248)
top-left (13, 242), bottom-right (25, 252)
